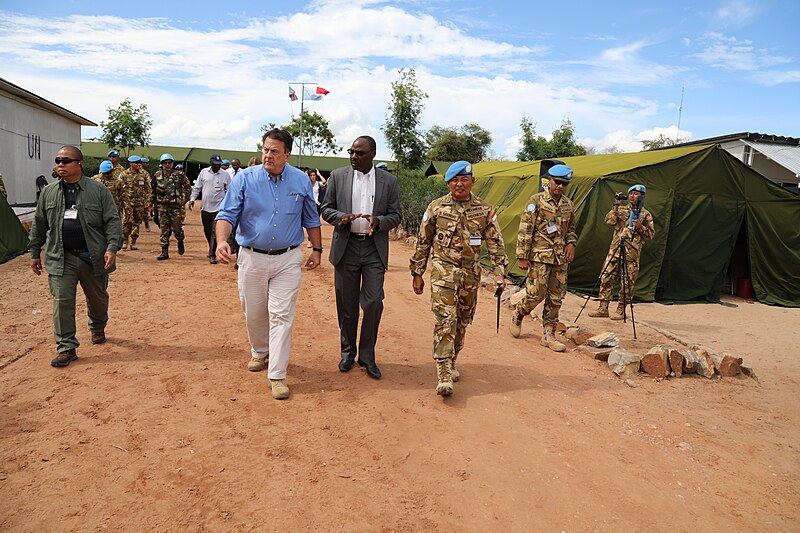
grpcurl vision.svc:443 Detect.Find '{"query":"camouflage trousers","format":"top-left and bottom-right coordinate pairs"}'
top-left (158, 205), bottom-right (185, 245)
top-left (123, 204), bottom-right (146, 240)
top-left (431, 276), bottom-right (479, 361)
top-left (515, 261), bottom-right (567, 327)
top-left (597, 252), bottom-right (640, 304)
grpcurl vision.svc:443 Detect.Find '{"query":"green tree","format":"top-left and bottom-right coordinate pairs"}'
top-left (257, 111), bottom-right (339, 156)
top-left (517, 116), bottom-right (587, 160)
top-left (97, 98), bottom-right (153, 157)
top-left (426, 123), bottom-right (493, 163)
top-left (383, 68), bottom-right (428, 172)
top-left (641, 133), bottom-right (686, 150)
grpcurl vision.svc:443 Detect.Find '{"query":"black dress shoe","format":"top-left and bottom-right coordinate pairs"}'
top-left (338, 358), bottom-right (355, 372)
top-left (357, 360), bottom-right (381, 379)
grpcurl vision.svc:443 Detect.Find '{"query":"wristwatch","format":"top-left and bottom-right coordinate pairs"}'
top-left (312, 247), bottom-right (323, 253)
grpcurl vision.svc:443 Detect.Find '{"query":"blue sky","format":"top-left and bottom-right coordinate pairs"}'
top-left (1, 0), bottom-right (798, 159)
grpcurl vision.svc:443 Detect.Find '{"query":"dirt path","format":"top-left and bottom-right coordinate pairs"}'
top-left (1, 209), bottom-right (798, 532)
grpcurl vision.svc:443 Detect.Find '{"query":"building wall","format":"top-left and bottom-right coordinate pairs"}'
top-left (0, 90), bottom-right (83, 205)
top-left (719, 139), bottom-right (797, 188)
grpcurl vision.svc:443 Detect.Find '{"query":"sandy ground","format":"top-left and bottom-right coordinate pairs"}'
top-left (1, 209), bottom-right (798, 532)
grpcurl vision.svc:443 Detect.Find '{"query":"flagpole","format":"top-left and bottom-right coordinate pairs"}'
top-left (289, 81), bottom-right (318, 168)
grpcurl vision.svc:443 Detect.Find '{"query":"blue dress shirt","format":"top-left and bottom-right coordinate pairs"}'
top-left (215, 163), bottom-right (319, 250)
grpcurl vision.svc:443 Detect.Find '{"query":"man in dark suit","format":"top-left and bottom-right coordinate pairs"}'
top-left (320, 136), bottom-right (401, 379)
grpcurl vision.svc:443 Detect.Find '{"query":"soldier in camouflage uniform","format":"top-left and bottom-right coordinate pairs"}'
top-left (139, 157), bottom-right (152, 230)
top-left (510, 164), bottom-right (577, 352)
top-left (92, 160), bottom-right (124, 217)
top-left (589, 184), bottom-right (655, 319)
top-left (119, 155), bottom-right (152, 250)
top-left (411, 161), bottom-right (508, 397)
top-left (107, 150), bottom-right (126, 223)
top-left (153, 154), bottom-right (190, 260)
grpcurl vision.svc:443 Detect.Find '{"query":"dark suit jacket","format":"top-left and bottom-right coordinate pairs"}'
top-left (320, 166), bottom-right (401, 269)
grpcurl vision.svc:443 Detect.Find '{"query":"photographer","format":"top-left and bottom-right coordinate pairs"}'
top-left (589, 184), bottom-right (655, 319)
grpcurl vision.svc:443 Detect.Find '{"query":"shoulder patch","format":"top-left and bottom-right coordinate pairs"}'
top-left (422, 211), bottom-right (429, 223)
top-left (527, 203), bottom-right (536, 213)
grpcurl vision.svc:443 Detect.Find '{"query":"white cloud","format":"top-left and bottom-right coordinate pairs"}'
top-left (712, 0), bottom-right (761, 29)
top-left (581, 125), bottom-right (693, 154)
top-left (695, 32), bottom-right (792, 72)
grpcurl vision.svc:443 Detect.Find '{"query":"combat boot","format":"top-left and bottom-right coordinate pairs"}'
top-left (177, 239), bottom-right (185, 255)
top-left (509, 310), bottom-right (524, 338)
top-left (435, 359), bottom-right (454, 396)
top-left (451, 354), bottom-right (460, 382)
top-left (541, 324), bottom-right (566, 352)
top-left (589, 300), bottom-right (610, 318)
top-left (130, 237), bottom-right (138, 250)
top-left (122, 237), bottom-right (129, 250)
top-left (157, 245), bottom-right (169, 261)
top-left (610, 303), bottom-right (625, 320)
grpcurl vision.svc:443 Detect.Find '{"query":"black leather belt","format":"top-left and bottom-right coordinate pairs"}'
top-left (349, 233), bottom-right (372, 240)
top-left (66, 248), bottom-right (88, 256)
top-left (245, 245), bottom-right (299, 255)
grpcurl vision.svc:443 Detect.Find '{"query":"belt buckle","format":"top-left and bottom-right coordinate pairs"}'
top-left (353, 233), bottom-right (368, 240)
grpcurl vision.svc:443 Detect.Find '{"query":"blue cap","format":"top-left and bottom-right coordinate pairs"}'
top-left (222, 159), bottom-right (230, 165)
top-left (547, 164), bottom-right (573, 180)
top-left (375, 162), bottom-right (388, 169)
top-left (628, 184), bottom-right (646, 194)
top-left (99, 160), bottom-right (113, 173)
top-left (159, 153), bottom-right (174, 162)
top-left (445, 160), bottom-right (473, 182)
top-left (128, 155), bottom-right (141, 163)
top-left (107, 149), bottom-right (119, 157)
top-left (210, 154), bottom-right (223, 164)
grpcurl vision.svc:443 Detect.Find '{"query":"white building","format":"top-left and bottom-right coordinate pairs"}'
top-left (0, 77), bottom-right (96, 206)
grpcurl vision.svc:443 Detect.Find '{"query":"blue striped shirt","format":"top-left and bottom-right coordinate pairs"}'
top-left (215, 163), bottom-right (320, 250)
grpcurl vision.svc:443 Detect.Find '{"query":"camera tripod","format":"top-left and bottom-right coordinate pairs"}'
top-left (575, 236), bottom-right (638, 339)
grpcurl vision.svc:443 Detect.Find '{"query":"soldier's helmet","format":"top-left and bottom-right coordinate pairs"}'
top-left (160, 153), bottom-right (174, 162)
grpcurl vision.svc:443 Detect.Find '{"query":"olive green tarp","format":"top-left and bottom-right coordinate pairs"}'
top-left (471, 145), bottom-right (800, 307)
top-left (0, 193), bottom-right (28, 264)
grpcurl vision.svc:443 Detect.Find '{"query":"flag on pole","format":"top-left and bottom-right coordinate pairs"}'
top-left (303, 87), bottom-right (322, 101)
top-left (289, 86), bottom-right (298, 101)
top-left (316, 86), bottom-right (330, 96)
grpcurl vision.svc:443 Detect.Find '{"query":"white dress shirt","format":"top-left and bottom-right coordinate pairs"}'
top-left (190, 168), bottom-right (231, 212)
top-left (350, 166), bottom-right (375, 234)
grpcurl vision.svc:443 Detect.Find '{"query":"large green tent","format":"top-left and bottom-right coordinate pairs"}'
top-left (0, 193), bottom-right (28, 264)
top-left (472, 145), bottom-right (800, 307)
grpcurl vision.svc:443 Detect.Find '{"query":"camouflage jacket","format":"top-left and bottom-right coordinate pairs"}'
top-left (120, 168), bottom-right (152, 207)
top-left (603, 204), bottom-right (655, 261)
top-left (410, 192), bottom-right (508, 285)
top-left (110, 164), bottom-right (125, 182)
top-left (515, 188), bottom-right (577, 265)
top-left (91, 173), bottom-right (125, 207)
top-left (153, 169), bottom-right (190, 206)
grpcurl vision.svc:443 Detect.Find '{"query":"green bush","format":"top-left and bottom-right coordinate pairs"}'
top-left (397, 169), bottom-right (447, 234)
top-left (83, 156), bottom-right (104, 177)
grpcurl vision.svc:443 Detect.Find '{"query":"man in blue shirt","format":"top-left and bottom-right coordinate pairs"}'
top-left (215, 128), bottom-right (322, 400)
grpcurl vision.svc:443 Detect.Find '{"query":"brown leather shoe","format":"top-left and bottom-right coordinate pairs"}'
top-left (91, 330), bottom-right (106, 344)
top-left (51, 349), bottom-right (78, 367)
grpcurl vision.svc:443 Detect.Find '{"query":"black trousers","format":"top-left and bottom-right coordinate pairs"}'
top-left (334, 238), bottom-right (385, 365)
top-left (200, 210), bottom-right (218, 258)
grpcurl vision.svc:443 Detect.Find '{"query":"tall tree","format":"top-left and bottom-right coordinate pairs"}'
top-left (383, 68), bottom-right (428, 171)
top-left (516, 116), bottom-right (550, 161)
top-left (641, 133), bottom-right (686, 150)
top-left (257, 111), bottom-right (339, 156)
top-left (517, 117), bottom-right (587, 161)
top-left (426, 123), bottom-right (493, 163)
top-left (97, 98), bottom-right (153, 157)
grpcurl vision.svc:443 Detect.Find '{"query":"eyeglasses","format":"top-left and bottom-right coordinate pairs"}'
top-left (552, 179), bottom-right (570, 187)
top-left (54, 157), bottom-right (80, 165)
top-left (347, 149), bottom-right (368, 156)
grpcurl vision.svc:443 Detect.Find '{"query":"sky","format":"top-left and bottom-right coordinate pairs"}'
top-left (1, 0), bottom-right (798, 160)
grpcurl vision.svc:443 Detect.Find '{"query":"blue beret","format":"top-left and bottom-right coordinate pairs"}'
top-left (140, 157), bottom-right (150, 163)
top-left (547, 164), bottom-right (573, 180)
top-left (99, 160), bottom-right (113, 173)
top-left (222, 159), bottom-right (230, 165)
top-left (107, 149), bottom-right (119, 157)
top-left (445, 160), bottom-right (473, 182)
top-left (128, 155), bottom-right (141, 163)
top-left (375, 162), bottom-right (388, 169)
top-left (628, 184), bottom-right (646, 194)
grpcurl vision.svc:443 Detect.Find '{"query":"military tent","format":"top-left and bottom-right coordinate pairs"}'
top-left (0, 192), bottom-right (29, 264)
top-left (472, 145), bottom-right (800, 307)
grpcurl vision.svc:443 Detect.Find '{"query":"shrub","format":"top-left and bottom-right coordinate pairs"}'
top-left (396, 169), bottom-right (448, 235)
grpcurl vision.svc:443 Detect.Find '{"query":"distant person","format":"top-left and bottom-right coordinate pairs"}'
top-left (247, 156), bottom-right (261, 167)
top-left (92, 160), bottom-right (124, 218)
top-left (308, 168), bottom-right (326, 214)
top-left (410, 161), bottom-right (508, 396)
top-left (589, 184), bottom-right (655, 319)
top-left (153, 154), bottom-right (191, 261)
top-left (189, 154), bottom-right (231, 264)
top-left (509, 164), bottom-right (577, 352)
top-left (107, 150), bottom-right (125, 180)
top-left (28, 146), bottom-right (122, 367)
top-left (119, 155), bottom-right (151, 250)
top-left (221, 159), bottom-right (231, 176)
top-left (320, 136), bottom-right (401, 379)
top-left (215, 128), bottom-right (322, 400)
top-left (228, 158), bottom-right (243, 178)
top-left (139, 157), bottom-right (152, 230)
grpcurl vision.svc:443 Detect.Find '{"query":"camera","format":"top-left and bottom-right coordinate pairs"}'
top-left (614, 193), bottom-right (627, 200)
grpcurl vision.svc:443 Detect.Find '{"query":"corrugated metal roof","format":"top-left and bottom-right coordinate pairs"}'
top-left (741, 140), bottom-right (800, 177)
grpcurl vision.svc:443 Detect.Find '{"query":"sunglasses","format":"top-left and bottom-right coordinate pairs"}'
top-left (552, 179), bottom-right (570, 186)
top-left (54, 157), bottom-right (80, 165)
top-left (347, 149), bottom-right (368, 156)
